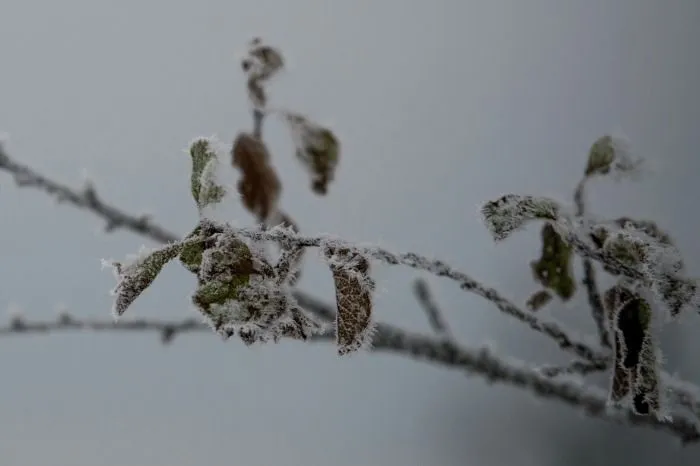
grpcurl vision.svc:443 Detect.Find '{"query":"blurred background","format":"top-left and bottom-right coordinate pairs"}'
top-left (1, 1), bottom-right (699, 465)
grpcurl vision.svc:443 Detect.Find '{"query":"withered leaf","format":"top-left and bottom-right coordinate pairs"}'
top-left (231, 132), bottom-right (281, 222)
top-left (111, 242), bottom-right (183, 317)
top-left (603, 285), bottom-right (662, 415)
top-left (324, 246), bottom-right (375, 355)
top-left (284, 113), bottom-right (340, 195)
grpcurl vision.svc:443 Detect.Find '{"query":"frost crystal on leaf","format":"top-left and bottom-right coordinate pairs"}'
top-left (188, 221), bottom-right (322, 343)
top-left (189, 138), bottom-right (226, 211)
top-left (481, 194), bottom-right (560, 241)
top-left (593, 221), bottom-right (698, 318)
top-left (603, 285), bottom-right (666, 418)
top-left (282, 112), bottom-right (340, 195)
top-left (108, 242), bottom-right (184, 318)
top-left (323, 244), bottom-right (376, 355)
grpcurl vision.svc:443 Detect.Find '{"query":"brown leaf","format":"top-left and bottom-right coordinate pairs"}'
top-left (324, 246), bottom-right (375, 355)
top-left (231, 132), bottom-right (281, 222)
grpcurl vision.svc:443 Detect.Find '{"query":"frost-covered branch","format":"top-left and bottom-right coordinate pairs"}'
top-left (0, 313), bottom-right (698, 443)
top-left (0, 144), bottom-right (177, 244)
top-left (2, 37), bottom-right (700, 446)
top-left (0, 143), bottom-right (607, 364)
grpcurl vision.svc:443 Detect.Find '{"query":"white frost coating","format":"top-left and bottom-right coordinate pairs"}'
top-left (318, 238), bottom-right (376, 295)
top-left (481, 194), bottom-right (561, 241)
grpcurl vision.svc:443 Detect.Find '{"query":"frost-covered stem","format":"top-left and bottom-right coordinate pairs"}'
top-left (0, 146), bottom-right (176, 244)
top-left (538, 359), bottom-right (609, 377)
top-left (0, 314), bottom-right (697, 443)
top-left (574, 178), bottom-right (610, 348)
top-left (413, 278), bottom-right (453, 340)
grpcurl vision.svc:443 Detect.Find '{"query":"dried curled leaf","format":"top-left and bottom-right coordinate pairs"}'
top-left (481, 194), bottom-right (560, 241)
top-left (585, 134), bottom-right (642, 179)
top-left (603, 285), bottom-right (663, 416)
top-left (241, 38), bottom-right (284, 109)
top-left (526, 289), bottom-right (553, 311)
top-left (284, 113), bottom-right (340, 195)
top-left (231, 132), bottom-right (281, 222)
top-left (241, 37), bottom-right (284, 82)
top-left (109, 242), bottom-right (183, 317)
top-left (323, 245), bottom-right (375, 355)
top-left (530, 223), bottom-right (576, 300)
top-left (189, 138), bottom-right (226, 210)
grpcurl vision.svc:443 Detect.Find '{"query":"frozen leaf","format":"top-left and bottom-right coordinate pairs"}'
top-left (585, 134), bottom-right (643, 179)
top-left (179, 225), bottom-right (206, 274)
top-left (653, 275), bottom-right (697, 318)
top-left (191, 233), bottom-right (257, 335)
top-left (603, 285), bottom-right (664, 416)
top-left (109, 242), bottom-right (183, 317)
top-left (231, 132), bottom-right (281, 222)
top-left (324, 245), bottom-right (375, 355)
top-left (530, 223), bottom-right (576, 300)
top-left (189, 138), bottom-right (226, 210)
top-left (481, 194), bottom-right (560, 242)
top-left (633, 337), bottom-right (663, 416)
top-left (614, 217), bottom-right (675, 248)
top-left (283, 112), bottom-right (340, 195)
top-left (526, 289), bottom-right (553, 311)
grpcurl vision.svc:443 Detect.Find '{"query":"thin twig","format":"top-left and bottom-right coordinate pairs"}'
top-left (538, 359), bottom-right (609, 378)
top-left (0, 314), bottom-right (697, 443)
top-left (574, 178), bottom-right (610, 348)
top-left (0, 145), bottom-right (177, 244)
top-left (413, 278), bottom-right (453, 340)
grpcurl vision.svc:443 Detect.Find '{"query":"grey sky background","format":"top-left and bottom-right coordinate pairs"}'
top-left (1, 1), bottom-right (699, 465)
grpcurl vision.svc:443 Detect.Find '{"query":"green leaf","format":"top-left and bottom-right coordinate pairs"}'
top-left (191, 232), bottom-right (257, 334)
top-left (179, 225), bottom-right (206, 274)
top-left (530, 224), bottom-right (576, 300)
top-left (110, 242), bottom-right (183, 317)
top-left (189, 138), bottom-right (226, 210)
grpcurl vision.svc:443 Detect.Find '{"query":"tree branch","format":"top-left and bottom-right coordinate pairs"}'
top-left (1, 313), bottom-right (698, 443)
top-left (2, 140), bottom-right (699, 444)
